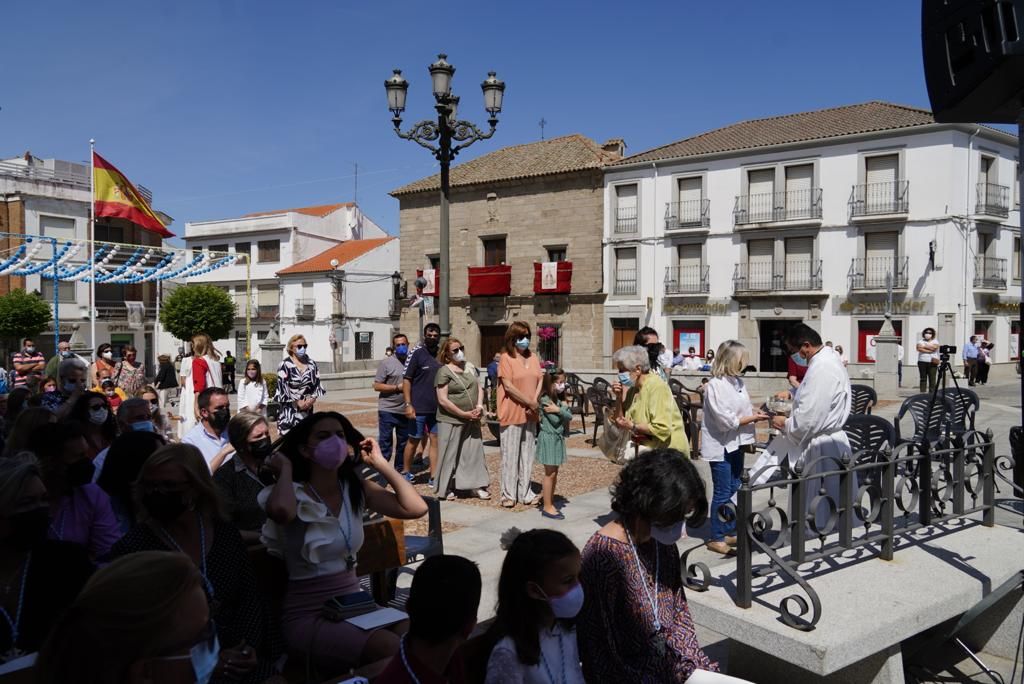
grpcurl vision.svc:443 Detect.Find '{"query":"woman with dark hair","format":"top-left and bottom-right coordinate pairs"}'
top-left (215, 411), bottom-right (275, 543)
top-left (2, 406), bottom-right (55, 457)
top-left (916, 327), bottom-right (940, 393)
top-left (5, 386), bottom-right (32, 426)
top-left (89, 343), bottom-right (116, 388)
top-left (113, 344), bottom-right (146, 397)
top-left (95, 431), bottom-right (165, 534)
top-left (111, 443), bottom-right (282, 684)
top-left (496, 321), bottom-right (544, 508)
top-left (69, 391), bottom-right (118, 460)
top-left (577, 449), bottom-right (716, 682)
top-left (261, 411), bottom-right (428, 676)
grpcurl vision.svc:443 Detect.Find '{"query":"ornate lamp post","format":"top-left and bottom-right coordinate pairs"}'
top-left (386, 54), bottom-right (505, 339)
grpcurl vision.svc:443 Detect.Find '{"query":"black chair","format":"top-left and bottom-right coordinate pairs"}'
top-left (586, 386), bottom-right (614, 445)
top-left (937, 387), bottom-right (979, 435)
top-left (844, 414), bottom-right (896, 457)
top-left (850, 384), bottom-right (878, 415)
top-left (383, 496), bottom-right (444, 603)
top-left (564, 372), bottom-right (588, 434)
top-left (592, 376), bottom-right (610, 395)
top-left (895, 393), bottom-right (955, 447)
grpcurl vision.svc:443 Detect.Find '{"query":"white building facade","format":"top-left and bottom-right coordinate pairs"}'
top-left (179, 202), bottom-right (386, 370)
top-left (602, 102), bottom-right (1020, 376)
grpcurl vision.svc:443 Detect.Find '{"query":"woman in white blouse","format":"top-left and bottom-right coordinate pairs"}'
top-left (238, 359), bottom-right (268, 416)
top-left (700, 341), bottom-right (768, 555)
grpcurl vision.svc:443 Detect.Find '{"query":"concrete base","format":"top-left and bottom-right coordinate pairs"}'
top-left (724, 641), bottom-right (905, 684)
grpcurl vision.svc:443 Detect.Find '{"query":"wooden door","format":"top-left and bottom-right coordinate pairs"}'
top-left (479, 325), bottom-right (507, 368)
top-left (611, 318), bottom-right (640, 352)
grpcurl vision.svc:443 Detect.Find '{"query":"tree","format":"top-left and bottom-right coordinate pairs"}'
top-left (0, 289), bottom-right (53, 358)
top-left (160, 284), bottom-right (236, 342)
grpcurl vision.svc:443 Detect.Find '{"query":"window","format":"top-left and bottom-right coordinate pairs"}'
top-left (428, 255), bottom-right (440, 271)
top-left (41, 279), bottom-right (75, 303)
top-left (257, 330), bottom-right (269, 341)
top-left (673, 243), bottom-right (704, 293)
top-left (1014, 237), bottom-right (1021, 281)
top-left (546, 246), bottom-right (567, 262)
top-left (355, 331), bottom-right (374, 360)
top-left (94, 224), bottom-right (124, 243)
top-left (613, 247), bottom-right (637, 295)
top-left (208, 244), bottom-right (228, 255)
top-left (39, 215), bottom-right (76, 241)
top-left (863, 231), bottom-right (899, 287)
top-left (235, 242), bottom-right (251, 261)
top-left (614, 184), bottom-right (638, 233)
top-left (746, 239), bottom-right (774, 289)
top-left (611, 318), bottom-right (640, 351)
top-left (482, 237), bottom-right (507, 266)
top-left (784, 237), bottom-right (814, 289)
top-left (747, 168), bottom-right (775, 196)
top-left (258, 240), bottom-right (280, 263)
top-left (257, 285), bottom-right (278, 317)
top-left (674, 176), bottom-right (704, 226)
top-left (537, 324), bottom-right (560, 366)
top-left (784, 164), bottom-right (814, 218)
top-left (744, 168), bottom-right (775, 222)
top-left (232, 287), bottom-right (248, 316)
top-left (1015, 163), bottom-right (1020, 206)
top-left (862, 154), bottom-right (903, 214)
top-left (672, 321), bottom-right (705, 357)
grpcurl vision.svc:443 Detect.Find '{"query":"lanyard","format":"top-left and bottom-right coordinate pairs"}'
top-left (0, 554), bottom-right (31, 660)
top-left (624, 527), bottom-right (661, 632)
top-left (159, 514), bottom-right (216, 600)
top-left (48, 510), bottom-right (66, 541)
top-left (539, 628), bottom-right (567, 684)
top-left (306, 482), bottom-right (355, 569)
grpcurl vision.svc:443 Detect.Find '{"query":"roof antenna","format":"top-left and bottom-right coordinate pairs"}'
top-left (539, 118), bottom-right (547, 140)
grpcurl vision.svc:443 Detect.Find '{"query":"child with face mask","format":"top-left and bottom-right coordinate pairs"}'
top-left (536, 370), bottom-right (572, 520)
top-left (238, 360), bottom-right (268, 417)
top-left (480, 528), bottom-right (586, 684)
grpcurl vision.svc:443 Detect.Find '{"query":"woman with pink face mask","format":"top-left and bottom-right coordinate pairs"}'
top-left (261, 411), bottom-right (428, 677)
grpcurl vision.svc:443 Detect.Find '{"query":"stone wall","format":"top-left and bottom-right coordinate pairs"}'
top-left (0, 198), bottom-right (26, 295)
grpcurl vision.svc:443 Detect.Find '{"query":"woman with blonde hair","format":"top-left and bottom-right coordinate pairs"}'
top-left (701, 341), bottom-right (768, 555)
top-left (35, 551), bottom-right (212, 684)
top-left (434, 337), bottom-right (490, 500)
top-left (274, 334), bottom-right (325, 435)
top-left (180, 333), bottom-right (222, 436)
top-left (496, 321), bottom-right (544, 507)
top-left (111, 443), bottom-right (282, 683)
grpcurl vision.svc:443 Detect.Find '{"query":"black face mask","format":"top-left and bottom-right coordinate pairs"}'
top-left (249, 436), bottom-right (273, 459)
top-left (425, 338), bottom-right (440, 351)
top-left (4, 507), bottom-right (50, 551)
top-left (66, 459), bottom-right (96, 488)
top-left (208, 408), bottom-right (230, 431)
top-left (142, 490), bottom-right (189, 524)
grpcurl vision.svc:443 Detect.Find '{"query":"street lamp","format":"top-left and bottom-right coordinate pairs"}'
top-left (385, 54), bottom-right (505, 339)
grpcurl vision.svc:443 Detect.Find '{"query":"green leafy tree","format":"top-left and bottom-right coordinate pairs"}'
top-left (160, 284), bottom-right (236, 342)
top-left (0, 289), bottom-right (53, 361)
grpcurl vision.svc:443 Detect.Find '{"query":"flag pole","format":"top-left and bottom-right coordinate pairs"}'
top-left (88, 139), bottom-right (96, 355)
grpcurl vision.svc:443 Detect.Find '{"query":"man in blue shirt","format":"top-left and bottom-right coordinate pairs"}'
top-left (183, 387), bottom-right (233, 470)
top-left (402, 323), bottom-right (442, 486)
top-left (962, 335), bottom-right (980, 387)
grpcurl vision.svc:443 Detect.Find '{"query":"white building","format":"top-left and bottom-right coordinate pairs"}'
top-left (0, 153), bottom-right (171, 371)
top-left (180, 202), bottom-right (387, 369)
top-left (602, 101), bottom-right (1020, 374)
top-left (275, 237), bottom-right (400, 368)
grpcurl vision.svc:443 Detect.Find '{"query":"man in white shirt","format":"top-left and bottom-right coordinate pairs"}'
top-left (183, 387), bottom-right (233, 471)
top-left (771, 323), bottom-right (852, 535)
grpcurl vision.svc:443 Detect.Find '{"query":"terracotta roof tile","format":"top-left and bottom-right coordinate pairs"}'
top-left (244, 202), bottom-right (353, 218)
top-left (390, 134), bottom-right (620, 196)
top-left (276, 237), bottom-right (394, 276)
top-left (613, 102), bottom-right (942, 165)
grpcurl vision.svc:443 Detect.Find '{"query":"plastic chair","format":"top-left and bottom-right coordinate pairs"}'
top-left (592, 376), bottom-right (610, 395)
top-left (895, 393), bottom-right (954, 447)
top-left (937, 387), bottom-right (979, 435)
top-left (843, 414), bottom-right (896, 463)
top-left (564, 372), bottom-right (588, 433)
top-left (586, 386), bottom-right (614, 445)
top-left (849, 384), bottom-right (878, 415)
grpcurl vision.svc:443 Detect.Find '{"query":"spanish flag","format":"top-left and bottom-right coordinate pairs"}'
top-left (93, 152), bottom-right (174, 238)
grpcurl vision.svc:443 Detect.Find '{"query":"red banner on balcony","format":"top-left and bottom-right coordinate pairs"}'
top-left (415, 268), bottom-right (439, 296)
top-left (533, 261), bottom-right (572, 294)
top-left (467, 265), bottom-right (512, 296)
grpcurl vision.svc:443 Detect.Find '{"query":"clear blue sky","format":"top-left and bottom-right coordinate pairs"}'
top-left (2, 1), bottom-right (960, 241)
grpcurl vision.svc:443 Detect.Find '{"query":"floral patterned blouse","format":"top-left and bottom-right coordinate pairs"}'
top-left (113, 360), bottom-right (146, 397)
top-left (577, 531), bottom-right (717, 682)
top-left (274, 355), bottom-right (326, 434)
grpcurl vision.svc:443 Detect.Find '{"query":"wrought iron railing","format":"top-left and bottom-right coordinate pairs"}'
top-left (849, 180), bottom-right (910, 216)
top-left (848, 256), bottom-right (909, 290)
top-left (677, 431), bottom-right (1017, 631)
top-left (665, 199), bottom-right (711, 229)
top-left (294, 299), bottom-right (315, 320)
top-left (613, 268), bottom-right (637, 296)
top-left (614, 205), bottom-right (638, 234)
top-left (733, 188), bottom-right (822, 224)
top-left (664, 265), bottom-right (710, 294)
top-left (975, 182), bottom-right (1010, 218)
top-left (974, 256), bottom-right (1007, 288)
top-left (256, 305), bottom-right (279, 319)
top-left (733, 259), bottom-right (822, 293)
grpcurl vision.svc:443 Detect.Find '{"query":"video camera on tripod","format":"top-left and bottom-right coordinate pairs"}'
top-left (938, 344), bottom-right (957, 358)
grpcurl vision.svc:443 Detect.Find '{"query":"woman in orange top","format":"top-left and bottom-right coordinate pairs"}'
top-left (496, 321), bottom-right (544, 508)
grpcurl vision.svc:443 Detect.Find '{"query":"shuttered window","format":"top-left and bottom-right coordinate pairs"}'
top-left (748, 169), bottom-right (774, 196)
top-left (784, 164), bottom-right (813, 218)
top-left (785, 237), bottom-right (813, 288)
top-left (615, 184), bottom-right (638, 233)
top-left (865, 232), bottom-right (898, 260)
top-left (257, 285), bottom-right (277, 307)
top-left (979, 156), bottom-right (993, 186)
top-left (678, 177), bottom-right (702, 203)
top-left (614, 247), bottom-right (637, 295)
top-left (258, 240), bottom-right (280, 263)
top-left (865, 155), bottom-right (898, 185)
top-left (747, 239), bottom-right (774, 289)
top-left (678, 243), bottom-right (702, 270)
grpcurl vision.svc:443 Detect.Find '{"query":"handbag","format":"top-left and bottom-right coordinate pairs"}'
top-left (930, 357), bottom-right (940, 366)
top-left (597, 406), bottom-right (632, 464)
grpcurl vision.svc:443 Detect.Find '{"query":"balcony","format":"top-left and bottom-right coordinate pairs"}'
top-left (95, 303), bottom-right (157, 320)
top-left (974, 257), bottom-right (1007, 289)
top-left (733, 188), bottom-right (822, 226)
top-left (975, 183), bottom-right (1010, 218)
top-left (848, 256), bottom-right (909, 291)
top-left (733, 259), bottom-right (822, 294)
top-left (614, 206), bottom-right (638, 234)
top-left (294, 299), bottom-right (315, 320)
top-left (533, 261), bottom-right (573, 294)
top-left (664, 265), bottom-right (710, 295)
top-left (256, 305), bottom-right (279, 320)
top-left (467, 264), bottom-right (512, 296)
top-left (664, 199), bottom-right (711, 230)
top-left (388, 299), bottom-right (402, 319)
top-left (613, 268), bottom-right (637, 296)
top-left (849, 180), bottom-right (909, 217)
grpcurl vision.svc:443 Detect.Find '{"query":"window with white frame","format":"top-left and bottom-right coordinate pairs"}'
top-left (614, 184), bottom-right (638, 234)
top-left (1014, 236), bottom-right (1021, 282)
top-left (613, 247), bottom-right (637, 295)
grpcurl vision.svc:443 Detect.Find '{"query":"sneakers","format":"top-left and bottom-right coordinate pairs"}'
top-left (475, 489), bottom-right (491, 500)
top-left (428, 478), bottom-right (436, 489)
top-left (403, 472), bottom-right (415, 483)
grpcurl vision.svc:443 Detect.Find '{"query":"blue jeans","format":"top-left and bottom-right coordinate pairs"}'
top-left (378, 411), bottom-right (409, 470)
top-left (710, 449), bottom-right (744, 542)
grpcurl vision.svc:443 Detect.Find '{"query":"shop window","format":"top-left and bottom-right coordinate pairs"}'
top-left (1011, 320), bottom-right (1020, 360)
top-left (672, 321), bottom-right (705, 357)
top-left (355, 331), bottom-right (374, 360)
top-left (857, 320), bottom-right (903, 363)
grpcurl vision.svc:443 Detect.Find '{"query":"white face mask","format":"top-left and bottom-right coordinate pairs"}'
top-left (554, 382), bottom-right (566, 393)
top-left (89, 408), bottom-right (109, 425)
top-left (102, 351), bottom-right (113, 360)
top-left (658, 350), bottom-right (674, 369)
top-left (650, 520), bottom-right (685, 545)
top-left (453, 350), bottom-right (465, 363)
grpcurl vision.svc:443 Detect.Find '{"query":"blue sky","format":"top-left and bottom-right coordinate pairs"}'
top-left (2, 1), bottom-right (955, 241)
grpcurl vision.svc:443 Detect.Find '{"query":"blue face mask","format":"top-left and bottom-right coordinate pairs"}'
top-left (618, 371), bottom-right (633, 387)
top-left (395, 344), bottom-right (409, 356)
top-left (130, 420), bottom-right (155, 433)
top-left (515, 337), bottom-right (530, 350)
top-left (791, 353), bottom-right (808, 367)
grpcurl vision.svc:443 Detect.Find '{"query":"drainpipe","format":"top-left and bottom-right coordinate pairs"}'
top-left (651, 162), bottom-right (659, 330)
top-left (962, 128), bottom-right (980, 361)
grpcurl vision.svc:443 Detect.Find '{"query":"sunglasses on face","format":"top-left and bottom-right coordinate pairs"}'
top-left (451, 346), bottom-right (464, 354)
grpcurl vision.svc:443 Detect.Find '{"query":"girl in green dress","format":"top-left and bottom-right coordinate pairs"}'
top-left (537, 370), bottom-right (572, 519)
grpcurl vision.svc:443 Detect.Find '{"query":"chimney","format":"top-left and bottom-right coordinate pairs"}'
top-left (601, 138), bottom-right (625, 158)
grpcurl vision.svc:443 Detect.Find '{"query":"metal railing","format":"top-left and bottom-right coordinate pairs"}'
top-left (974, 256), bottom-right (1007, 288)
top-left (848, 256), bottom-right (909, 290)
top-left (95, 304), bottom-right (157, 320)
top-left (733, 188), bottom-right (822, 224)
top-left (294, 299), bottom-right (315, 320)
top-left (613, 268), bottom-right (637, 295)
top-left (665, 199), bottom-right (711, 229)
top-left (664, 265), bottom-right (710, 294)
top-left (676, 432), bottom-right (1009, 631)
top-left (975, 182), bottom-right (1010, 218)
top-left (256, 305), bottom-right (280, 319)
top-left (733, 259), bottom-right (822, 293)
top-left (849, 180), bottom-right (910, 216)
top-left (0, 160), bottom-right (90, 188)
top-left (614, 205), bottom-right (638, 234)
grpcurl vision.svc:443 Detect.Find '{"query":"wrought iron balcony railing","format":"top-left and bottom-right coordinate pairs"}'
top-left (294, 299), bottom-right (315, 320)
top-left (614, 205), bottom-right (638, 234)
top-left (974, 256), bottom-right (1007, 289)
top-left (613, 268), bottom-right (637, 296)
top-left (733, 259), bottom-right (822, 293)
top-left (975, 182), bottom-right (1010, 218)
top-left (733, 188), bottom-right (822, 225)
top-left (849, 180), bottom-right (910, 216)
top-left (255, 305), bottom-right (280, 320)
top-left (664, 265), bottom-right (710, 294)
top-left (664, 199), bottom-right (711, 230)
top-left (848, 256), bottom-right (909, 290)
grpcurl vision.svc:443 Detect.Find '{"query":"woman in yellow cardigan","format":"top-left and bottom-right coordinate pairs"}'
top-left (610, 345), bottom-right (690, 456)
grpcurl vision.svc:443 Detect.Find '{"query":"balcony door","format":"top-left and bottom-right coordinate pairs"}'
top-left (677, 177), bottom-right (702, 225)
top-left (864, 231), bottom-right (898, 288)
top-left (677, 244), bottom-right (702, 292)
top-left (784, 237), bottom-right (813, 289)
top-left (482, 237), bottom-right (506, 266)
top-left (479, 325), bottom-right (506, 369)
top-left (747, 239), bottom-right (774, 290)
top-left (747, 169), bottom-right (775, 222)
top-left (865, 154), bottom-right (898, 212)
top-left (784, 164), bottom-right (813, 219)
top-left (614, 247), bottom-right (637, 296)
top-left (614, 184), bottom-right (638, 233)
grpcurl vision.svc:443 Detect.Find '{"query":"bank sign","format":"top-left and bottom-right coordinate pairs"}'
top-left (832, 296), bottom-right (934, 316)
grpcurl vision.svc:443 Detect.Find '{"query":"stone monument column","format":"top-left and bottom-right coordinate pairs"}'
top-left (68, 323), bottom-right (92, 364)
top-left (873, 274), bottom-right (901, 398)
top-left (260, 322), bottom-right (285, 375)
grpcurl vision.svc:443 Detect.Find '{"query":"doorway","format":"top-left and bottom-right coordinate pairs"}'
top-left (611, 318), bottom-right (640, 352)
top-left (758, 319), bottom-right (797, 372)
top-left (479, 325), bottom-right (507, 368)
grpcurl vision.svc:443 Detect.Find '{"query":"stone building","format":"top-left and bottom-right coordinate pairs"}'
top-left (391, 134), bottom-right (624, 369)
